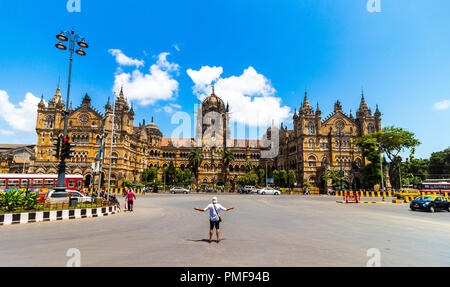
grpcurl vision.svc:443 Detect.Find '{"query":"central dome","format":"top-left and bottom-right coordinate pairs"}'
top-left (202, 86), bottom-right (226, 114)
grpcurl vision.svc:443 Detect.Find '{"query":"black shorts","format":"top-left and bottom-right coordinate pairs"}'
top-left (210, 220), bottom-right (220, 230)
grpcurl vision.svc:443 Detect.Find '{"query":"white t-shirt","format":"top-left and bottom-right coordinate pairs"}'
top-left (203, 203), bottom-right (226, 222)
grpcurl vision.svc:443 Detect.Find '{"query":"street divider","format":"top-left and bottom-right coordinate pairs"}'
top-left (335, 191), bottom-right (393, 198)
top-left (0, 205), bottom-right (120, 226)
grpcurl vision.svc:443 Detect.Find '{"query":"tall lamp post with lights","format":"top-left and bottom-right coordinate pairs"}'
top-left (53, 29), bottom-right (88, 195)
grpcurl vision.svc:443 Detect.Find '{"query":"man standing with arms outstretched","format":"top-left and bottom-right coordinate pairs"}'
top-left (194, 197), bottom-right (235, 243)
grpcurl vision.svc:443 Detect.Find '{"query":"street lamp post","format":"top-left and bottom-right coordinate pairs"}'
top-left (133, 157), bottom-right (137, 187)
top-left (54, 29), bottom-right (88, 195)
top-left (377, 143), bottom-right (385, 192)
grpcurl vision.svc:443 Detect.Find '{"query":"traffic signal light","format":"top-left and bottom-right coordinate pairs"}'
top-left (52, 137), bottom-right (61, 159)
top-left (61, 137), bottom-right (75, 159)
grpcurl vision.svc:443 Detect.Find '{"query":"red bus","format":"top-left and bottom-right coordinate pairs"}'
top-left (416, 182), bottom-right (450, 194)
top-left (0, 174), bottom-right (84, 190)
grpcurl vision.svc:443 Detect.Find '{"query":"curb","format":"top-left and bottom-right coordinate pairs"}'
top-left (0, 205), bottom-right (120, 226)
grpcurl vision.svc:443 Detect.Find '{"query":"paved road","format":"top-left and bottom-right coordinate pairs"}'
top-left (1, 194), bottom-right (449, 267)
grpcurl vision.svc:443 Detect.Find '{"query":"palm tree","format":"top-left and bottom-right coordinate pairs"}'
top-left (221, 149), bottom-right (235, 186)
top-left (188, 148), bottom-right (203, 186)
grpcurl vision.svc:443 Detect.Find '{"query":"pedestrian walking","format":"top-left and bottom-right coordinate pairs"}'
top-left (194, 197), bottom-right (235, 243)
top-left (125, 188), bottom-right (136, 212)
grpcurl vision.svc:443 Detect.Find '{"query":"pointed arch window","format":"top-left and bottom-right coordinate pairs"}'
top-left (306, 122), bottom-right (315, 135)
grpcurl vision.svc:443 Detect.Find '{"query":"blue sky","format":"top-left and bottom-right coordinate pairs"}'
top-left (0, 0), bottom-right (448, 159)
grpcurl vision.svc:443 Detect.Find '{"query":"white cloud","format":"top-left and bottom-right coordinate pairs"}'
top-left (433, 99), bottom-right (450, 111)
top-left (173, 44), bottom-right (180, 52)
top-left (187, 66), bottom-right (223, 97)
top-left (0, 90), bottom-right (42, 132)
top-left (187, 66), bottom-right (291, 127)
top-left (112, 52), bottom-right (179, 106)
top-left (0, 129), bottom-right (14, 135)
top-left (109, 49), bottom-right (144, 68)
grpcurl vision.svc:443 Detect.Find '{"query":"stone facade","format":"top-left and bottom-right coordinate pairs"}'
top-left (273, 92), bottom-right (382, 190)
top-left (19, 84), bottom-right (381, 191)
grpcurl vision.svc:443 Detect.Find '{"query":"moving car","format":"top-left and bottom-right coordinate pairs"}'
top-left (257, 187), bottom-right (281, 195)
top-left (410, 195), bottom-right (450, 212)
top-left (394, 188), bottom-right (421, 199)
top-left (170, 187), bottom-right (190, 194)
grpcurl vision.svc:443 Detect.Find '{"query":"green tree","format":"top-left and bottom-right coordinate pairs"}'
top-left (237, 170), bottom-right (258, 186)
top-left (221, 149), bottom-right (235, 185)
top-left (182, 169), bottom-right (192, 186)
top-left (257, 168), bottom-right (265, 186)
top-left (356, 126), bottom-right (420, 189)
top-left (188, 148), bottom-right (203, 186)
top-left (175, 168), bottom-right (184, 185)
top-left (272, 170), bottom-right (280, 186)
top-left (167, 161), bottom-right (176, 185)
top-left (245, 161), bottom-right (254, 172)
top-left (428, 148), bottom-right (450, 179)
top-left (142, 166), bottom-right (158, 184)
top-left (355, 137), bottom-right (385, 189)
top-left (278, 170), bottom-right (288, 187)
top-left (288, 170), bottom-right (297, 188)
top-left (322, 169), bottom-right (349, 188)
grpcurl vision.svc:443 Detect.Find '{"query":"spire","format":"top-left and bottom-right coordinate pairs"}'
top-left (315, 102), bottom-right (321, 115)
top-left (82, 93), bottom-right (91, 106)
top-left (105, 96), bottom-right (111, 111)
top-left (375, 104), bottom-right (381, 117)
top-left (300, 91), bottom-right (313, 115)
top-left (38, 94), bottom-right (45, 108)
top-left (151, 116), bottom-right (154, 123)
top-left (129, 102), bottom-right (135, 117)
top-left (357, 88), bottom-right (370, 118)
top-left (334, 100), bottom-right (343, 113)
top-left (212, 85), bottom-right (215, 95)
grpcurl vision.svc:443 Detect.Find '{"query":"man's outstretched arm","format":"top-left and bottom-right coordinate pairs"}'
top-left (226, 206), bottom-right (235, 211)
top-left (194, 207), bottom-right (204, 212)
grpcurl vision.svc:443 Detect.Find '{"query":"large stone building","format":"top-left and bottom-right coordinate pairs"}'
top-left (30, 85), bottom-right (263, 188)
top-left (274, 92), bottom-right (381, 190)
top-left (20, 84), bottom-right (381, 191)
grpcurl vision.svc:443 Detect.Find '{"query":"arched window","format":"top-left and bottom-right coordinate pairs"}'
top-left (306, 122), bottom-right (315, 135)
top-left (44, 116), bottom-right (54, 129)
top-left (308, 139), bottom-right (315, 149)
top-left (308, 156), bottom-right (317, 167)
top-left (367, 123), bottom-right (376, 134)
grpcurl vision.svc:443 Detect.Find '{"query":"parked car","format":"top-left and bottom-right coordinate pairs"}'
top-left (394, 188), bottom-right (421, 199)
top-left (410, 195), bottom-right (450, 212)
top-left (68, 191), bottom-right (94, 203)
top-left (170, 187), bottom-right (190, 194)
top-left (257, 187), bottom-right (281, 195)
top-left (243, 186), bottom-right (257, 194)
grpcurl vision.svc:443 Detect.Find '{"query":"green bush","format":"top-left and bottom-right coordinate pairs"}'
top-left (0, 190), bottom-right (39, 212)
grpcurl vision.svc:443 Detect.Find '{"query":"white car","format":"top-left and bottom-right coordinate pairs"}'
top-left (170, 187), bottom-right (190, 194)
top-left (257, 187), bottom-right (281, 195)
top-left (45, 190), bottom-right (93, 203)
top-left (243, 186), bottom-right (257, 194)
top-left (68, 191), bottom-right (94, 203)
